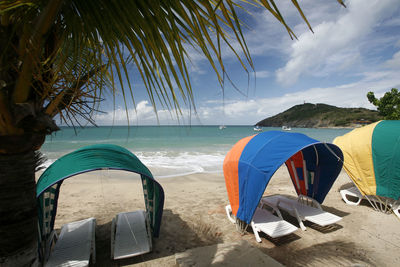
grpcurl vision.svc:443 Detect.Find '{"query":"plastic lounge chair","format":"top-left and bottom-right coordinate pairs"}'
top-left (340, 186), bottom-right (364, 206)
top-left (341, 186), bottom-right (400, 219)
top-left (45, 217), bottom-right (96, 267)
top-left (226, 205), bottom-right (298, 242)
top-left (111, 210), bottom-right (152, 260)
top-left (261, 195), bottom-right (342, 231)
top-left (340, 186), bottom-right (386, 209)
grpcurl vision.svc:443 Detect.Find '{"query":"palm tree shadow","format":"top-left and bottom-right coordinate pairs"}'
top-left (171, 239), bottom-right (376, 267)
top-left (262, 240), bottom-right (376, 266)
top-left (176, 240), bottom-right (283, 267)
top-left (93, 209), bottom-right (223, 266)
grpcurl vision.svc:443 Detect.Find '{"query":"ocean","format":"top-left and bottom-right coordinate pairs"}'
top-left (40, 126), bottom-right (352, 178)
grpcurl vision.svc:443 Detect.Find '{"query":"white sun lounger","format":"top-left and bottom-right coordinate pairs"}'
top-left (111, 210), bottom-right (152, 260)
top-left (340, 186), bottom-right (400, 219)
top-left (45, 217), bottom-right (96, 267)
top-left (226, 205), bottom-right (298, 242)
top-left (261, 195), bottom-right (342, 231)
top-left (340, 186), bottom-right (364, 206)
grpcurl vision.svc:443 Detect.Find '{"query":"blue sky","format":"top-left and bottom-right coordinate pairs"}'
top-left (94, 0), bottom-right (400, 126)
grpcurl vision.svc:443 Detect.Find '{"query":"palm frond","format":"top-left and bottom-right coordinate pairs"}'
top-left (0, 0), bottom-right (344, 133)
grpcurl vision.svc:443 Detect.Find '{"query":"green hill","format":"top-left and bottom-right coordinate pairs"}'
top-left (256, 103), bottom-right (383, 128)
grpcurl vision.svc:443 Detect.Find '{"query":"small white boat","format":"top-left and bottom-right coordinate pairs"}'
top-left (219, 125), bottom-right (227, 130)
top-left (254, 126), bottom-right (262, 132)
top-left (282, 126), bottom-right (291, 131)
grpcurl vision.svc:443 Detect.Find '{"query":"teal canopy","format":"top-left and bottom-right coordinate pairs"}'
top-left (36, 144), bottom-right (164, 246)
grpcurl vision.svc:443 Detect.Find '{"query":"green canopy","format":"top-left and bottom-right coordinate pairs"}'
top-left (334, 120), bottom-right (400, 199)
top-left (36, 144), bottom-right (164, 247)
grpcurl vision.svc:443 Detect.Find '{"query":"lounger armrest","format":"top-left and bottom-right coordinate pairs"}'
top-left (271, 205), bottom-right (284, 219)
top-left (298, 195), bottom-right (322, 210)
top-left (259, 198), bottom-right (282, 217)
top-left (261, 201), bottom-right (285, 219)
top-left (278, 200), bottom-right (307, 230)
top-left (260, 198), bottom-right (278, 210)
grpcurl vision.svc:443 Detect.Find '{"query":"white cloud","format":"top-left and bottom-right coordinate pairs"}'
top-left (94, 101), bottom-right (185, 125)
top-left (180, 1), bottom-right (339, 72)
top-left (90, 1), bottom-right (400, 126)
top-left (276, 0), bottom-right (399, 86)
top-left (93, 66), bottom-right (400, 126)
top-left (195, 68), bottom-right (400, 125)
top-left (384, 50), bottom-right (400, 69)
top-left (252, 70), bottom-right (270, 78)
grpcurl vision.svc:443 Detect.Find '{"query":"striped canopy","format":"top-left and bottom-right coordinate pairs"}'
top-left (334, 120), bottom-right (400, 200)
top-left (36, 144), bottom-right (164, 247)
top-left (223, 131), bottom-right (343, 224)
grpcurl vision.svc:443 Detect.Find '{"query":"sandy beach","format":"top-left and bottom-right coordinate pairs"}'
top-left (47, 167), bottom-right (400, 266)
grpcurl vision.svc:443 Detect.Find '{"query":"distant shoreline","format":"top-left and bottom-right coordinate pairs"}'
top-left (56, 125), bottom-right (357, 129)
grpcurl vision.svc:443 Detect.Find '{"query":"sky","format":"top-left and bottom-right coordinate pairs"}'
top-left (93, 0), bottom-right (400, 126)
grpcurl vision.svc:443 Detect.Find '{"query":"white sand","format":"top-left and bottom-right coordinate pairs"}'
top-left (49, 168), bottom-right (400, 266)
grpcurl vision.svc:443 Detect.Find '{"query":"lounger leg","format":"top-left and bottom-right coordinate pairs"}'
top-left (225, 205), bottom-right (236, 224)
top-left (251, 222), bottom-right (262, 243)
top-left (110, 217), bottom-right (115, 259)
top-left (298, 220), bottom-right (307, 231)
top-left (92, 219), bottom-right (96, 264)
top-left (293, 208), bottom-right (306, 231)
top-left (393, 207), bottom-right (400, 219)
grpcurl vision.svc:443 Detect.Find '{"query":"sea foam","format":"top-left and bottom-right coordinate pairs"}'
top-left (135, 151), bottom-right (225, 178)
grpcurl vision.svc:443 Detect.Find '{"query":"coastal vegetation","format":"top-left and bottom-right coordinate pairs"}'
top-left (367, 88), bottom-right (400, 120)
top-left (256, 103), bottom-right (383, 128)
top-left (0, 1), bottom-right (344, 265)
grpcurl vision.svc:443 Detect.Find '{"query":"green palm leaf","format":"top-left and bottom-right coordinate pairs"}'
top-left (0, 0), bottom-right (344, 133)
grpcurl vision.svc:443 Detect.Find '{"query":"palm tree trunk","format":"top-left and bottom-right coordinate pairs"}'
top-left (0, 149), bottom-right (39, 266)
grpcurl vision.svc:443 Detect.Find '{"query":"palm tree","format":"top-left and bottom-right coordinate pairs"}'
top-left (0, 0), bottom-right (344, 265)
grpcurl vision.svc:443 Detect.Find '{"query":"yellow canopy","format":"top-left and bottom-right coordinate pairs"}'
top-left (333, 122), bottom-right (379, 196)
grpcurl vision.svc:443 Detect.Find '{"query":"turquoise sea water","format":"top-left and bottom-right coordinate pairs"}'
top-left (41, 126), bottom-right (352, 178)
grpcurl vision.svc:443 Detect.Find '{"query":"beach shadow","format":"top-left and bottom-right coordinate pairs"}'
top-left (263, 240), bottom-right (376, 267)
top-left (320, 205), bottom-right (350, 218)
top-left (339, 182), bottom-right (355, 191)
top-left (98, 209), bottom-right (223, 266)
top-left (93, 221), bottom-right (112, 266)
top-left (176, 240), bottom-right (283, 267)
top-left (304, 222), bottom-right (343, 233)
top-left (255, 231), bottom-right (301, 246)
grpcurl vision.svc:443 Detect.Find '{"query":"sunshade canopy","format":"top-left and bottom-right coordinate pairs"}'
top-left (334, 120), bottom-right (400, 200)
top-left (223, 131), bottom-right (343, 224)
top-left (36, 144), bottom-right (164, 245)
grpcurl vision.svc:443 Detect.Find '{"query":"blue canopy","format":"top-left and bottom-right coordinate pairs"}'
top-left (224, 131), bottom-right (343, 224)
